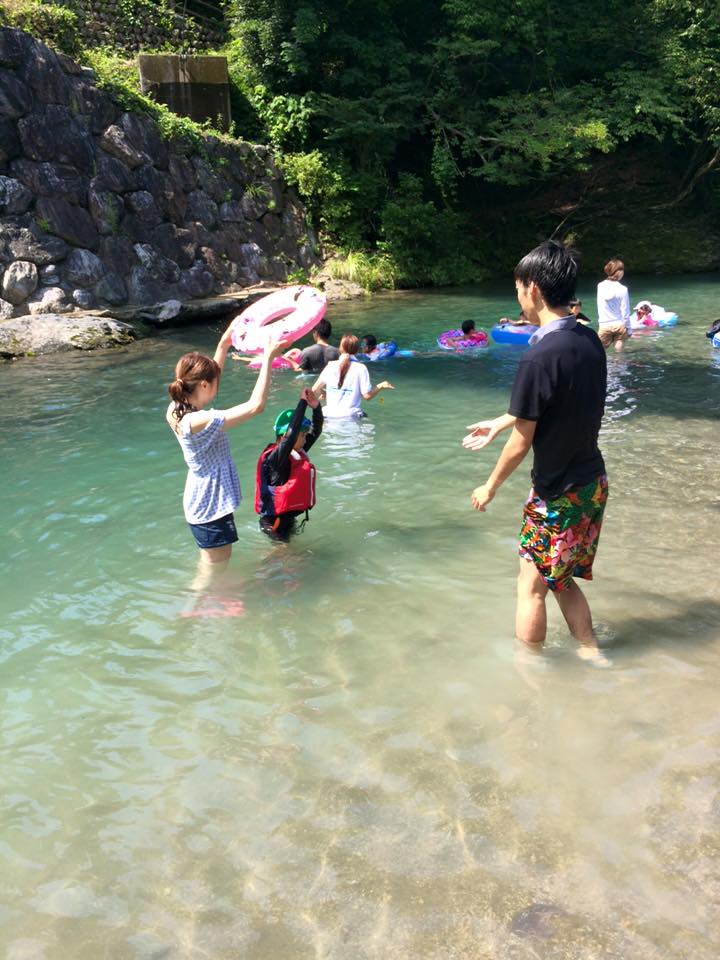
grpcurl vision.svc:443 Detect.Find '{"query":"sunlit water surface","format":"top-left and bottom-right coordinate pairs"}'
top-left (2, 276), bottom-right (720, 959)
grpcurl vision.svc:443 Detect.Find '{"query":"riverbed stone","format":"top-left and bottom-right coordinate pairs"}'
top-left (168, 153), bottom-right (197, 192)
top-left (0, 26), bottom-right (26, 68)
top-left (185, 190), bottom-right (218, 229)
top-left (39, 263), bottom-right (61, 285)
top-left (27, 285), bottom-right (70, 314)
top-left (99, 124), bottom-right (146, 169)
top-left (127, 266), bottom-right (175, 304)
top-left (10, 159), bottom-right (87, 205)
top-left (64, 248), bottom-right (106, 287)
top-left (133, 243), bottom-right (180, 283)
top-left (0, 297), bottom-right (13, 319)
top-left (18, 105), bottom-right (95, 174)
top-left (0, 69), bottom-right (32, 118)
top-left (3, 222), bottom-right (69, 265)
top-left (0, 118), bottom-right (20, 163)
top-left (219, 200), bottom-right (245, 222)
top-left (2, 259), bottom-right (38, 304)
top-left (125, 190), bottom-right (161, 225)
top-left (94, 271), bottom-right (128, 305)
top-left (117, 111), bottom-right (168, 170)
top-left (94, 155), bottom-right (135, 194)
top-left (72, 288), bottom-right (95, 308)
top-left (151, 223), bottom-right (195, 269)
top-left (88, 187), bottom-right (123, 235)
top-left (0, 313), bottom-right (137, 357)
top-left (0, 175), bottom-right (32, 214)
top-left (36, 196), bottom-right (99, 250)
top-left (99, 235), bottom-right (138, 274)
top-left (178, 261), bottom-right (214, 299)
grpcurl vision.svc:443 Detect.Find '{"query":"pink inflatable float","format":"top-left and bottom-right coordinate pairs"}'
top-left (231, 286), bottom-right (327, 354)
top-left (245, 348), bottom-right (302, 370)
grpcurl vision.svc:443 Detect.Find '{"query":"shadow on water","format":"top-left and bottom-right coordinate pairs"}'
top-left (609, 594), bottom-right (720, 651)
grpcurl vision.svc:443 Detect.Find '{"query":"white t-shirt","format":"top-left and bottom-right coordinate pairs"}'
top-left (596, 278), bottom-right (631, 330)
top-left (316, 357), bottom-right (372, 418)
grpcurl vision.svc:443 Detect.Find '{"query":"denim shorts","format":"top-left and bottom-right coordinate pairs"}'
top-left (188, 512), bottom-right (239, 550)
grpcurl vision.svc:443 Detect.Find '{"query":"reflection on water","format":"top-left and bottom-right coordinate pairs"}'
top-left (1, 280), bottom-right (720, 958)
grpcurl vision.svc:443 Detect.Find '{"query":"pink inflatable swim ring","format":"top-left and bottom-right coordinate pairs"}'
top-left (231, 285), bottom-right (326, 353)
top-left (246, 349), bottom-right (302, 370)
top-left (437, 328), bottom-right (489, 351)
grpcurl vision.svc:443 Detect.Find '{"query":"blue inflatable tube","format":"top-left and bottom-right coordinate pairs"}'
top-left (712, 332), bottom-right (720, 348)
top-left (490, 323), bottom-right (538, 345)
top-left (657, 312), bottom-right (678, 328)
top-left (364, 341), bottom-right (406, 361)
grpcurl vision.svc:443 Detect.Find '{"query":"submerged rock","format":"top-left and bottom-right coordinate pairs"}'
top-left (0, 313), bottom-right (137, 357)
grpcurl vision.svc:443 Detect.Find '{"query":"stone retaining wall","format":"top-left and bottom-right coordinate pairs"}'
top-left (0, 28), bottom-right (318, 320)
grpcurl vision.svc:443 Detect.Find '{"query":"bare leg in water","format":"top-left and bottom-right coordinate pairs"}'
top-left (182, 545), bottom-right (244, 617)
top-left (515, 558), bottom-right (609, 665)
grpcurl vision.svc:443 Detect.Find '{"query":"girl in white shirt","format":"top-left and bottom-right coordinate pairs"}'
top-left (596, 258), bottom-right (632, 352)
top-left (313, 334), bottom-right (393, 418)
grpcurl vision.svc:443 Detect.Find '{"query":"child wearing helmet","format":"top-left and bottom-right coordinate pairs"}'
top-left (255, 387), bottom-right (323, 541)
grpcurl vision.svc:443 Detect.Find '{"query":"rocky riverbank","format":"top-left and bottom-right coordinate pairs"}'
top-left (0, 27), bottom-right (320, 328)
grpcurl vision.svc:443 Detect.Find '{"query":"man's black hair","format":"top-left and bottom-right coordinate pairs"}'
top-left (315, 318), bottom-right (332, 339)
top-left (362, 334), bottom-right (377, 350)
top-left (568, 297), bottom-right (581, 308)
top-left (514, 240), bottom-right (579, 308)
top-left (461, 319), bottom-right (476, 335)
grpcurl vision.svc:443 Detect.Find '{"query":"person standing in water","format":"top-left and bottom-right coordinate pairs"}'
top-left (256, 387), bottom-right (323, 542)
top-left (596, 257), bottom-right (632, 351)
top-left (312, 333), bottom-right (393, 418)
top-left (166, 322), bottom-right (288, 585)
top-left (463, 240), bottom-right (609, 665)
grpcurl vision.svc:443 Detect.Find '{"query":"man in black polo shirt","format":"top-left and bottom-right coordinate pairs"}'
top-left (285, 319), bottom-right (340, 373)
top-left (463, 240), bottom-right (609, 664)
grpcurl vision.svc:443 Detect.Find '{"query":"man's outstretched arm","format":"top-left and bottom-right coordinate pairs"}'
top-left (470, 418), bottom-right (536, 511)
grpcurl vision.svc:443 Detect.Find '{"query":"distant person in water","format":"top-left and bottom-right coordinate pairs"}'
top-left (499, 310), bottom-right (535, 327)
top-left (445, 319), bottom-right (489, 347)
top-left (705, 318), bottom-right (720, 339)
top-left (166, 324), bottom-right (288, 585)
top-left (463, 239), bottom-right (609, 665)
top-left (312, 334), bottom-right (394, 418)
top-left (568, 298), bottom-right (591, 325)
top-left (596, 257), bottom-right (632, 351)
top-left (256, 387), bottom-right (323, 542)
top-left (284, 318), bottom-right (340, 373)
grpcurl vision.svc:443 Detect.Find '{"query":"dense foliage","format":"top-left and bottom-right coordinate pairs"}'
top-left (224, 0), bottom-right (720, 282)
top-left (4, 0), bottom-right (720, 283)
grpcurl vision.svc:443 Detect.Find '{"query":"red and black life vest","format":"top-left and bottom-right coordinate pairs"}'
top-left (254, 445), bottom-right (316, 515)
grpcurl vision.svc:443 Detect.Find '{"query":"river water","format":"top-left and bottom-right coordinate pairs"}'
top-left (2, 276), bottom-right (719, 959)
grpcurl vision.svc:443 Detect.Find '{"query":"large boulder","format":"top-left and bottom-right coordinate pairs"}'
top-left (185, 190), bottom-right (218, 229)
top-left (0, 313), bottom-right (137, 357)
top-left (0, 118), bottom-right (21, 163)
top-left (2, 259), bottom-right (38, 304)
top-left (18, 105), bottom-right (95, 174)
top-left (178, 261), bottom-right (214, 299)
top-left (1, 222), bottom-right (69, 265)
top-left (64, 248), bottom-right (106, 287)
top-left (35, 196), bottom-right (99, 250)
top-left (0, 68), bottom-right (32, 119)
top-left (94, 155), bottom-right (135, 193)
top-left (94, 272), bottom-right (128, 305)
top-left (27, 285), bottom-right (71, 314)
top-left (10, 159), bottom-right (87, 205)
top-left (0, 176), bottom-right (32, 215)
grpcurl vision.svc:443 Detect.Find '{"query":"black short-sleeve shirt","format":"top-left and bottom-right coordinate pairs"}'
top-left (299, 343), bottom-right (340, 372)
top-left (508, 322), bottom-right (607, 500)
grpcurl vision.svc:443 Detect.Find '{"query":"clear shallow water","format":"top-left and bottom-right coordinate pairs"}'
top-left (2, 276), bottom-right (720, 959)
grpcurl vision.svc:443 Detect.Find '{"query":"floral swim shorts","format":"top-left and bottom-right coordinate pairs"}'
top-left (518, 475), bottom-right (608, 592)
